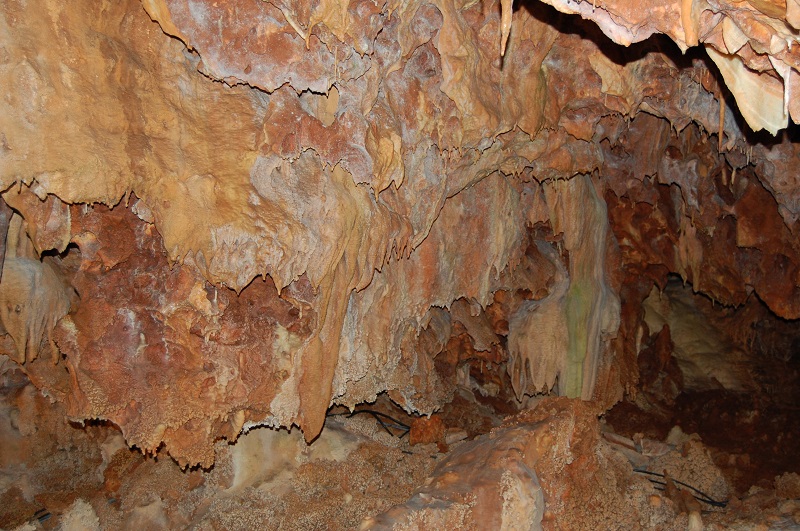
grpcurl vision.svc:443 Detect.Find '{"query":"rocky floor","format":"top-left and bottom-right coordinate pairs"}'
top-left (2, 356), bottom-right (800, 530)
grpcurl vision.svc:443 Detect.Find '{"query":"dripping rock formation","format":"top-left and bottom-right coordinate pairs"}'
top-left (1, 0), bottom-right (799, 528)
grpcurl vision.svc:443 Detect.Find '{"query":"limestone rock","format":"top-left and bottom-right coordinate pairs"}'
top-left (0, 0), bottom-right (798, 466)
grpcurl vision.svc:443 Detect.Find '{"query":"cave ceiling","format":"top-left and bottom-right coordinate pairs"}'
top-left (0, 0), bottom-right (798, 467)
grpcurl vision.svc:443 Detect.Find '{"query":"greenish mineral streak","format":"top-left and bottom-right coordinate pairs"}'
top-left (564, 277), bottom-right (591, 397)
top-left (559, 174), bottom-right (612, 400)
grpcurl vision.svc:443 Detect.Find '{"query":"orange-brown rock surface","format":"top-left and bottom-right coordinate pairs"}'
top-left (364, 397), bottom-right (703, 530)
top-left (0, 0), bottom-right (798, 469)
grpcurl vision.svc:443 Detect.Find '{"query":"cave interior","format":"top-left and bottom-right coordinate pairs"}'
top-left (1, 0), bottom-right (800, 529)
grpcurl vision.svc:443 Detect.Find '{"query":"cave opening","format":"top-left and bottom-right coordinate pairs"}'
top-left (607, 275), bottom-right (800, 495)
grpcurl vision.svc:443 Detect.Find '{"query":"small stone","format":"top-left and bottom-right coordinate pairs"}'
top-left (409, 415), bottom-right (446, 446)
top-left (665, 425), bottom-right (689, 446)
top-left (687, 511), bottom-right (703, 531)
top-left (649, 494), bottom-right (662, 508)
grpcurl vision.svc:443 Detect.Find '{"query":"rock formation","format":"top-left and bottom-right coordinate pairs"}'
top-left (0, 0), bottom-right (798, 478)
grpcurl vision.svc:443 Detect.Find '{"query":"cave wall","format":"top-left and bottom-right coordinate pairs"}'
top-left (0, 0), bottom-right (798, 466)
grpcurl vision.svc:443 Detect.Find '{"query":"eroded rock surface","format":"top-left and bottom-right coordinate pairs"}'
top-left (0, 0), bottom-right (798, 470)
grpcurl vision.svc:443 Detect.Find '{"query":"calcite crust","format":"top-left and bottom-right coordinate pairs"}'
top-left (0, 0), bottom-right (798, 465)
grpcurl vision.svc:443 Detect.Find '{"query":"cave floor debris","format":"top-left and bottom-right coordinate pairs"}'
top-left (2, 359), bottom-right (799, 530)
